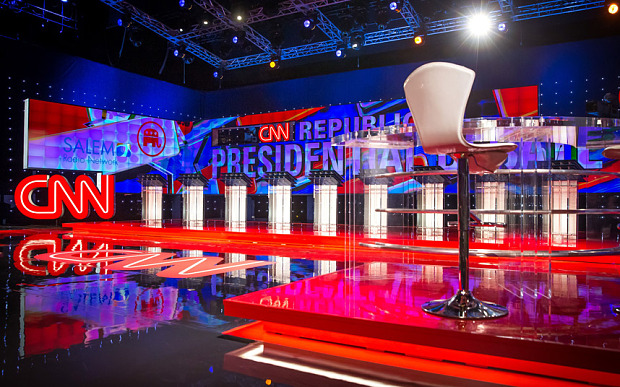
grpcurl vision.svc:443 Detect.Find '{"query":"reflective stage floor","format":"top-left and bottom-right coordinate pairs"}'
top-left (1, 224), bottom-right (620, 386)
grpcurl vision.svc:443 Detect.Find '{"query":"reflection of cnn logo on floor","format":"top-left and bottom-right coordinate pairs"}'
top-left (138, 121), bottom-right (166, 157)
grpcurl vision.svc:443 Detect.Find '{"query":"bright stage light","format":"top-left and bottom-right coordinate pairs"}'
top-left (413, 35), bottom-right (424, 45)
top-left (335, 49), bottom-right (346, 58)
top-left (609, 3), bottom-right (619, 14)
top-left (389, 2), bottom-right (399, 11)
top-left (173, 49), bottom-right (179, 57)
top-left (232, 35), bottom-right (238, 44)
top-left (351, 35), bottom-right (363, 50)
top-left (213, 71), bottom-right (219, 78)
top-left (497, 22), bottom-right (507, 32)
top-left (467, 13), bottom-right (492, 37)
top-left (236, 15), bottom-right (243, 21)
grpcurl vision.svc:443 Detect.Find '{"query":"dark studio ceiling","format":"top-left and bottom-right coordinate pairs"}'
top-left (0, 0), bottom-right (619, 91)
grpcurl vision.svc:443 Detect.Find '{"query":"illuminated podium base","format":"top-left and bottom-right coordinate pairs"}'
top-left (223, 262), bottom-right (620, 386)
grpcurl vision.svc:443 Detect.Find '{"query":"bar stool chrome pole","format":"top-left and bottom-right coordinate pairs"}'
top-left (421, 156), bottom-right (508, 319)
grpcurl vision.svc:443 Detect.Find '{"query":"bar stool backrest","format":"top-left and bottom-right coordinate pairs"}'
top-left (404, 62), bottom-right (474, 156)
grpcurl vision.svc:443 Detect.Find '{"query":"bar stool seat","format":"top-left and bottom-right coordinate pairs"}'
top-left (602, 145), bottom-right (620, 160)
top-left (404, 62), bottom-right (516, 319)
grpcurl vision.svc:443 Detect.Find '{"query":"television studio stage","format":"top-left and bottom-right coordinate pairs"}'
top-left (7, 110), bottom-right (619, 385)
top-left (3, 2), bottom-right (620, 385)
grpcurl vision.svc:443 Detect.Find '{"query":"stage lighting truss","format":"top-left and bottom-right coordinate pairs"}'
top-left (2, 0), bottom-right (78, 30)
top-left (98, 0), bottom-right (607, 71)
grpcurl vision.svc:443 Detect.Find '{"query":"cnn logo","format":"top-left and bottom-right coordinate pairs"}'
top-left (15, 174), bottom-right (115, 220)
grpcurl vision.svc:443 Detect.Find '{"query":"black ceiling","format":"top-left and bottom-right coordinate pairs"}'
top-left (1, 0), bottom-right (619, 91)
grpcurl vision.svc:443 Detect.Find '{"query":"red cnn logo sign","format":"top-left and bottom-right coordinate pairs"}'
top-left (259, 122), bottom-right (291, 143)
top-left (16, 174), bottom-right (115, 220)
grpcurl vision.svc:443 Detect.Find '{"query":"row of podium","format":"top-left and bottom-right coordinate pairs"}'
top-left (139, 168), bottom-right (579, 245)
top-left (139, 171), bottom-right (343, 234)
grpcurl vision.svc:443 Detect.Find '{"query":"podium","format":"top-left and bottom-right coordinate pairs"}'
top-left (359, 169), bottom-right (392, 239)
top-left (263, 172), bottom-right (296, 233)
top-left (411, 166), bottom-right (450, 240)
top-left (309, 170), bottom-right (343, 234)
top-left (220, 173), bottom-right (252, 231)
top-left (178, 174), bottom-right (208, 229)
top-left (138, 174), bottom-right (167, 227)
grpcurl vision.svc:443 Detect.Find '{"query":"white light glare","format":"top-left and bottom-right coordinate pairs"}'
top-left (468, 13), bottom-right (492, 37)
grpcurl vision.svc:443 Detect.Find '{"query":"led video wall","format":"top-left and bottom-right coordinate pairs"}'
top-left (24, 99), bottom-right (181, 173)
top-left (23, 94), bottom-right (620, 195)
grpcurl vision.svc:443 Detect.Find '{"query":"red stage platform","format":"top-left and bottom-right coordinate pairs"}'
top-left (224, 262), bottom-right (620, 386)
top-left (66, 221), bottom-right (620, 266)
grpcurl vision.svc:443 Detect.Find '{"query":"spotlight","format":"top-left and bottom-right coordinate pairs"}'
top-left (351, 34), bottom-right (363, 50)
top-left (269, 55), bottom-right (280, 69)
top-left (129, 29), bottom-right (143, 47)
top-left (497, 22), bottom-right (508, 32)
top-left (117, 15), bottom-right (131, 28)
top-left (303, 18), bottom-right (316, 29)
top-left (236, 14), bottom-right (243, 21)
top-left (213, 71), bottom-right (219, 78)
top-left (232, 35), bottom-right (239, 44)
top-left (467, 13), bottom-right (492, 37)
top-left (179, 0), bottom-right (186, 8)
top-left (389, 1), bottom-right (400, 11)
top-left (301, 22), bottom-right (315, 43)
top-left (609, 2), bottom-right (619, 14)
top-left (413, 35), bottom-right (424, 45)
top-left (335, 48), bottom-right (346, 58)
top-left (203, 20), bottom-right (209, 25)
top-left (173, 48), bottom-right (180, 57)
top-left (183, 54), bottom-right (194, 65)
top-left (213, 70), bottom-right (223, 79)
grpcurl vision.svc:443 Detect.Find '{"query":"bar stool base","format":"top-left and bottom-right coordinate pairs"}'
top-left (422, 290), bottom-right (508, 319)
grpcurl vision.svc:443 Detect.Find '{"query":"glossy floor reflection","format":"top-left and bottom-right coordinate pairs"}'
top-left (0, 229), bottom-right (325, 386)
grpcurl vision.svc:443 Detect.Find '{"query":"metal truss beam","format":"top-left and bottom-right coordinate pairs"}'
top-left (99, 0), bottom-right (222, 67)
top-left (513, 0), bottom-right (604, 21)
top-left (226, 39), bottom-right (339, 70)
top-left (1, 0), bottom-right (77, 29)
top-left (100, 0), bottom-right (606, 71)
top-left (366, 0), bottom-right (603, 46)
top-left (194, 0), bottom-right (275, 54)
top-left (289, 0), bottom-right (343, 42)
top-left (496, 0), bottom-right (514, 15)
top-left (399, 0), bottom-right (423, 31)
top-left (183, 0), bottom-right (350, 40)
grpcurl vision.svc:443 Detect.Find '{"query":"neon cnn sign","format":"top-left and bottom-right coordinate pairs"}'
top-left (15, 174), bottom-right (115, 219)
top-left (34, 249), bottom-right (275, 279)
top-left (259, 122), bottom-right (291, 143)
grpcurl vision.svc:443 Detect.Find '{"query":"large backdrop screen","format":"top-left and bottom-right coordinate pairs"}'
top-left (23, 98), bottom-right (620, 195)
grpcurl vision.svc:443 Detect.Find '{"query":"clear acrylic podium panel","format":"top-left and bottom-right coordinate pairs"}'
top-left (334, 117), bottom-right (620, 289)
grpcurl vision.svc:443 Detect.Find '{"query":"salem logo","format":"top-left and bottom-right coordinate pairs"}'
top-left (15, 174), bottom-right (115, 220)
top-left (34, 249), bottom-right (275, 279)
top-left (259, 122), bottom-right (291, 143)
